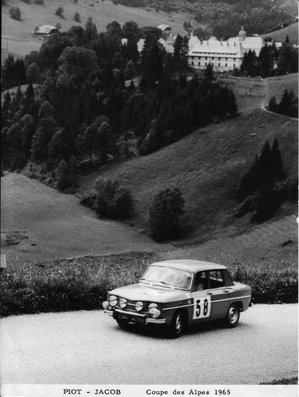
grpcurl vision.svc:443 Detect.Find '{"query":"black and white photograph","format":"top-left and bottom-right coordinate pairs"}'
top-left (0, 0), bottom-right (298, 396)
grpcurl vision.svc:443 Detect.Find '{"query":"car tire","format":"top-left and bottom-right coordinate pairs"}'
top-left (225, 304), bottom-right (240, 328)
top-left (169, 311), bottom-right (185, 338)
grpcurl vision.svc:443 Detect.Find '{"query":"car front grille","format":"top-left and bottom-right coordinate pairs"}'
top-left (117, 299), bottom-right (148, 313)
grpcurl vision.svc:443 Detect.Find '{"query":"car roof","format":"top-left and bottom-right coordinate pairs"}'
top-left (150, 259), bottom-right (227, 273)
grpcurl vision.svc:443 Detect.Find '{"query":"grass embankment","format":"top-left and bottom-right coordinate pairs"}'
top-left (80, 109), bottom-right (298, 243)
top-left (0, 252), bottom-right (297, 317)
top-left (261, 377), bottom-right (298, 385)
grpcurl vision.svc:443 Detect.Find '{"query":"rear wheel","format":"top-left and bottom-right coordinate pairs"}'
top-left (169, 311), bottom-right (186, 338)
top-left (225, 304), bottom-right (240, 328)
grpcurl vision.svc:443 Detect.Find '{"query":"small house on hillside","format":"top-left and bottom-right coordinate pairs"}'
top-left (32, 25), bottom-right (59, 38)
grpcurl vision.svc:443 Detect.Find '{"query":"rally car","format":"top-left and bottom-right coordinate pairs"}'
top-left (102, 259), bottom-right (252, 337)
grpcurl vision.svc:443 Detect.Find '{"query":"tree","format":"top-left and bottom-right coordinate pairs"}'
top-left (31, 116), bottom-right (58, 161)
top-left (26, 62), bottom-right (41, 83)
top-left (122, 21), bottom-right (140, 42)
top-left (124, 60), bottom-right (137, 80)
top-left (173, 34), bottom-right (189, 72)
top-left (141, 41), bottom-right (164, 88)
top-left (204, 64), bottom-right (214, 81)
top-left (56, 159), bottom-right (73, 191)
top-left (55, 7), bottom-right (64, 18)
top-left (268, 96), bottom-right (277, 112)
top-left (149, 187), bottom-right (185, 242)
top-left (74, 11), bottom-right (81, 23)
top-left (271, 138), bottom-right (284, 180)
top-left (94, 177), bottom-right (133, 219)
top-left (84, 17), bottom-right (98, 43)
top-left (9, 7), bottom-right (21, 20)
top-left (106, 21), bottom-right (122, 37)
top-left (56, 46), bottom-right (98, 89)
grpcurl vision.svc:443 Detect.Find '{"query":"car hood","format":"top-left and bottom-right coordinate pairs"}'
top-left (110, 283), bottom-right (189, 303)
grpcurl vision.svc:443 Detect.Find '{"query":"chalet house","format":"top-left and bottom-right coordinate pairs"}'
top-left (188, 27), bottom-right (264, 72)
top-left (32, 25), bottom-right (59, 38)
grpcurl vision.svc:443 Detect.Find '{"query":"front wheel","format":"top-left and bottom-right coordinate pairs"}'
top-left (224, 304), bottom-right (240, 328)
top-left (169, 311), bottom-right (185, 338)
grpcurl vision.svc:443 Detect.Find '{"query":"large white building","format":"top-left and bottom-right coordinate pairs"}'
top-left (188, 27), bottom-right (264, 72)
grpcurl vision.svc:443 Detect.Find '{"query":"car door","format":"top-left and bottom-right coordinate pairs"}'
top-left (208, 269), bottom-right (233, 320)
top-left (190, 271), bottom-right (213, 323)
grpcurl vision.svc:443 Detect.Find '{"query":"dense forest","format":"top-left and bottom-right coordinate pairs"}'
top-left (1, 19), bottom-right (238, 180)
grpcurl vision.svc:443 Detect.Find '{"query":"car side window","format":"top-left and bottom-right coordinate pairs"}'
top-left (209, 270), bottom-right (225, 288)
top-left (193, 271), bottom-right (208, 291)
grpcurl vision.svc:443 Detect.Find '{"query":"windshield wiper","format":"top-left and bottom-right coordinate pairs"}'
top-left (154, 280), bottom-right (174, 290)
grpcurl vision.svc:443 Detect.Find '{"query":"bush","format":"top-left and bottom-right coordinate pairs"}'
top-left (232, 265), bottom-right (298, 304)
top-left (34, 0), bottom-right (44, 4)
top-left (94, 177), bottom-right (133, 219)
top-left (1, 254), bottom-right (297, 317)
top-left (149, 188), bottom-right (185, 242)
top-left (55, 7), bottom-right (64, 18)
top-left (9, 7), bottom-right (21, 21)
top-left (74, 11), bottom-right (81, 23)
top-left (0, 252), bottom-right (157, 317)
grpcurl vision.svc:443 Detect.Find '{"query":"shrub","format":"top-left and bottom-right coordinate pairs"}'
top-left (149, 187), bottom-right (185, 242)
top-left (9, 7), bottom-right (21, 21)
top-left (1, 255), bottom-right (297, 317)
top-left (0, 252), bottom-right (157, 317)
top-left (94, 177), bottom-right (133, 219)
top-left (55, 22), bottom-right (62, 30)
top-left (55, 7), bottom-right (64, 18)
top-left (232, 265), bottom-right (298, 304)
top-left (74, 11), bottom-right (81, 23)
top-left (34, 0), bottom-right (44, 4)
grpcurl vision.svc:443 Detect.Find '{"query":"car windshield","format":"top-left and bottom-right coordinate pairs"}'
top-left (140, 266), bottom-right (193, 290)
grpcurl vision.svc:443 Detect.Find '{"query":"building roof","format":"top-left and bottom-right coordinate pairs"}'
top-left (241, 36), bottom-right (264, 55)
top-left (34, 25), bottom-right (58, 35)
top-left (189, 37), bottom-right (243, 56)
top-left (157, 24), bottom-right (172, 32)
top-left (150, 260), bottom-right (227, 273)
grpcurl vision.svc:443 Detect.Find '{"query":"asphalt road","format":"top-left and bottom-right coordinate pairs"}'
top-left (1, 305), bottom-right (297, 385)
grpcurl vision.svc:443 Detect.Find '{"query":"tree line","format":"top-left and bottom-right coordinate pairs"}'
top-left (1, 19), bottom-right (237, 180)
top-left (239, 37), bottom-right (298, 78)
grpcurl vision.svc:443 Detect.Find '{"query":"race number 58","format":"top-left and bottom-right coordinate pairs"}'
top-left (193, 296), bottom-right (211, 319)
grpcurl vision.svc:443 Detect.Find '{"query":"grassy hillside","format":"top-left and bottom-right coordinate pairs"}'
top-left (1, 0), bottom-right (187, 59)
top-left (262, 22), bottom-right (298, 45)
top-left (265, 73), bottom-right (299, 102)
top-left (1, 173), bottom-right (168, 267)
top-left (79, 108), bottom-right (297, 245)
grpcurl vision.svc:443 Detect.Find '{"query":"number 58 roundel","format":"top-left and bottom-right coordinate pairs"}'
top-left (193, 296), bottom-right (211, 319)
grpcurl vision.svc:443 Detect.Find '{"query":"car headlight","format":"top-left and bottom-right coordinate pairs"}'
top-left (135, 301), bottom-right (144, 312)
top-left (119, 298), bottom-right (127, 309)
top-left (149, 303), bottom-right (161, 319)
top-left (109, 295), bottom-right (118, 307)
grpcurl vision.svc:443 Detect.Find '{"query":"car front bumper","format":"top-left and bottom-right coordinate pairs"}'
top-left (104, 308), bottom-right (167, 325)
